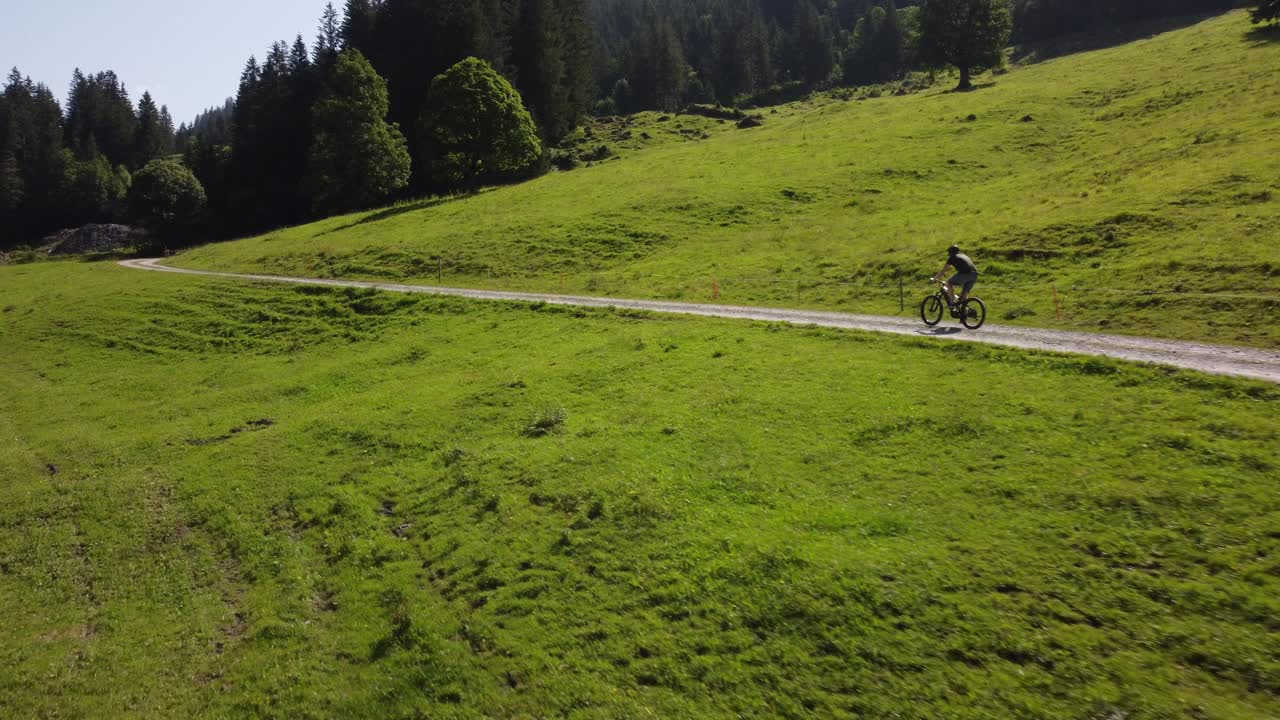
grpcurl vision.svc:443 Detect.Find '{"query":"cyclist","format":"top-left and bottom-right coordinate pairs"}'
top-left (931, 245), bottom-right (979, 316)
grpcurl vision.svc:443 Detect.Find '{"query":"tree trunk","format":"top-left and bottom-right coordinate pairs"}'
top-left (957, 65), bottom-right (972, 91)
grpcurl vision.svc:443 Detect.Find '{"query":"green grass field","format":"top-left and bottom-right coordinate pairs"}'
top-left (173, 11), bottom-right (1280, 347)
top-left (2, 260), bottom-right (1276, 718)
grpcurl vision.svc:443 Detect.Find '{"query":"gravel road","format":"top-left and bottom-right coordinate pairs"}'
top-left (120, 258), bottom-right (1280, 383)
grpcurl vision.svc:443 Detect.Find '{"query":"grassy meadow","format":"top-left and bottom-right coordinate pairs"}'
top-left (1, 260), bottom-right (1277, 718)
top-left (174, 11), bottom-right (1280, 347)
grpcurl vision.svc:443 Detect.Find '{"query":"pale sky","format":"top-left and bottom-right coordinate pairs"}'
top-left (2, 0), bottom-right (328, 125)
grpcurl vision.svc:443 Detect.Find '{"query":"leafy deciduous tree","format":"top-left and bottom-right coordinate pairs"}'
top-left (64, 152), bottom-right (130, 226)
top-left (128, 158), bottom-right (207, 238)
top-left (419, 57), bottom-right (542, 187)
top-left (918, 0), bottom-right (1013, 90)
top-left (305, 49), bottom-right (411, 212)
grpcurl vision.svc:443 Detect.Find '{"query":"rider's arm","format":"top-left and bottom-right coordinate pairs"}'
top-left (930, 262), bottom-right (950, 282)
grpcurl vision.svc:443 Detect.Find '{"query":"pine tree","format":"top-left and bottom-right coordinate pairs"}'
top-left (512, 0), bottom-right (569, 137)
top-left (315, 2), bottom-right (342, 68)
top-left (845, 1), bottom-right (905, 85)
top-left (305, 49), bottom-right (410, 213)
top-left (1253, 0), bottom-right (1280, 24)
top-left (556, 0), bottom-right (595, 134)
top-left (791, 0), bottom-right (835, 86)
top-left (341, 0), bottom-right (378, 53)
top-left (134, 91), bottom-right (170, 167)
top-left (918, 0), bottom-right (1012, 90)
top-left (2, 70), bottom-right (69, 239)
top-left (0, 85), bottom-right (23, 233)
top-left (159, 106), bottom-right (175, 152)
top-left (65, 70), bottom-right (138, 167)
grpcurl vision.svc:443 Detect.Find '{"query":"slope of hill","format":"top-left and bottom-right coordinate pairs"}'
top-left (173, 11), bottom-right (1280, 347)
top-left (1, 261), bottom-right (1277, 718)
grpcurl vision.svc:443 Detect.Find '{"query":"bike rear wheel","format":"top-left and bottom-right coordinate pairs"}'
top-left (961, 297), bottom-right (987, 330)
top-left (920, 294), bottom-right (944, 327)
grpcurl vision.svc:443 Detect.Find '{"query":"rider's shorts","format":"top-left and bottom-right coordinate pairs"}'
top-left (949, 272), bottom-right (979, 292)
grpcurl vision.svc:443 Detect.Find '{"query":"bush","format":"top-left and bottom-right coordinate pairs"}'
top-left (523, 407), bottom-right (567, 437)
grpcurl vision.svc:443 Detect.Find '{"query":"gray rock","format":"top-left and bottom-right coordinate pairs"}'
top-left (41, 224), bottom-right (139, 256)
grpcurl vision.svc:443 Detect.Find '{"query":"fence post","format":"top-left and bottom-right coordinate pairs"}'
top-left (712, 278), bottom-right (720, 301)
top-left (898, 272), bottom-right (905, 313)
top-left (438, 258), bottom-right (443, 285)
top-left (1053, 284), bottom-right (1062, 321)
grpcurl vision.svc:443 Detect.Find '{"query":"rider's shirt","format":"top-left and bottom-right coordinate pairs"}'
top-left (949, 253), bottom-right (978, 274)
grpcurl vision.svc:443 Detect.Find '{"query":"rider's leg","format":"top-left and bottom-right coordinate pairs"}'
top-left (943, 280), bottom-right (957, 306)
top-left (957, 282), bottom-right (971, 306)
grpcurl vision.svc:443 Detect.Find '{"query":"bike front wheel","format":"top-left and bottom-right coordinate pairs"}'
top-left (920, 295), bottom-right (944, 327)
top-left (961, 298), bottom-right (987, 330)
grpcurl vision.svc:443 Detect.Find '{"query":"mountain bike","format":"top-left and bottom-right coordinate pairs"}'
top-left (920, 281), bottom-right (986, 330)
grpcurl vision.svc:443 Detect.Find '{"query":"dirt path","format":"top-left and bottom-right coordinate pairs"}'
top-left (120, 258), bottom-right (1280, 383)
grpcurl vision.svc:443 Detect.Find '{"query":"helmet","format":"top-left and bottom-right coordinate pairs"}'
top-left (948, 245), bottom-right (960, 255)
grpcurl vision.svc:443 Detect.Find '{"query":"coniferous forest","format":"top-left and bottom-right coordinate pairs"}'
top-left (0, 0), bottom-right (1247, 248)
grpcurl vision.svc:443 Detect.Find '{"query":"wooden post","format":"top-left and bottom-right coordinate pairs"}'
top-left (560, 274), bottom-right (566, 292)
top-left (898, 273), bottom-right (905, 313)
top-left (712, 278), bottom-right (720, 301)
top-left (438, 258), bottom-right (444, 284)
top-left (1053, 284), bottom-right (1062, 321)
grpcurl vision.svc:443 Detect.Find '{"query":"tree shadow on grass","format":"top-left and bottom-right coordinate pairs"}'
top-left (315, 193), bottom-right (474, 237)
top-left (943, 81), bottom-right (998, 95)
top-left (1245, 24), bottom-right (1280, 46)
top-left (1011, 12), bottom-right (1225, 66)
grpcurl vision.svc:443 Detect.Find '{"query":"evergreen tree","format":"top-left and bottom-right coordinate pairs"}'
top-left (845, 2), bottom-right (905, 85)
top-left (918, 0), bottom-right (1012, 90)
top-left (341, 0), bottom-right (379, 53)
top-left (65, 70), bottom-right (137, 168)
top-left (0, 80), bottom-right (23, 238)
top-left (557, 0), bottom-right (596, 132)
top-left (790, 0), bottom-right (836, 85)
top-left (134, 91), bottom-right (171, 167)
top-left (1253, 0), bottom-right (1280, 23)
top-left (305, 49), bottom-right (410, 213)
top-left (512, 0), bottom-right (570, 137)
top-left (183, 138), bottom-right (232, 237)
top-left (619, 10), bottom-right (688, 111)
top-left (419, 57), bottom-right (542, 187)
top-left (2, 70), bottom-right (69, 241)
top-left (316, 2), bottom-right (342, 67)
top-left (176, 99), bottom-right (234, 152)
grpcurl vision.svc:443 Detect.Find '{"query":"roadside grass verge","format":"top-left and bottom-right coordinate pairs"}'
top-left (1, 260), bottom-right (1277, 718)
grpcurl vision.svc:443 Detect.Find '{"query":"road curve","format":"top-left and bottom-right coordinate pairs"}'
top-left (120, 258), bottom-right (1280, 384)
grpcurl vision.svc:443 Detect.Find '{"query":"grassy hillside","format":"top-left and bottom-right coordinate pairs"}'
top-left (2, 260), bottom-right (1277, 718)
top-left (173, 11), bottom-right (1280, 347)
